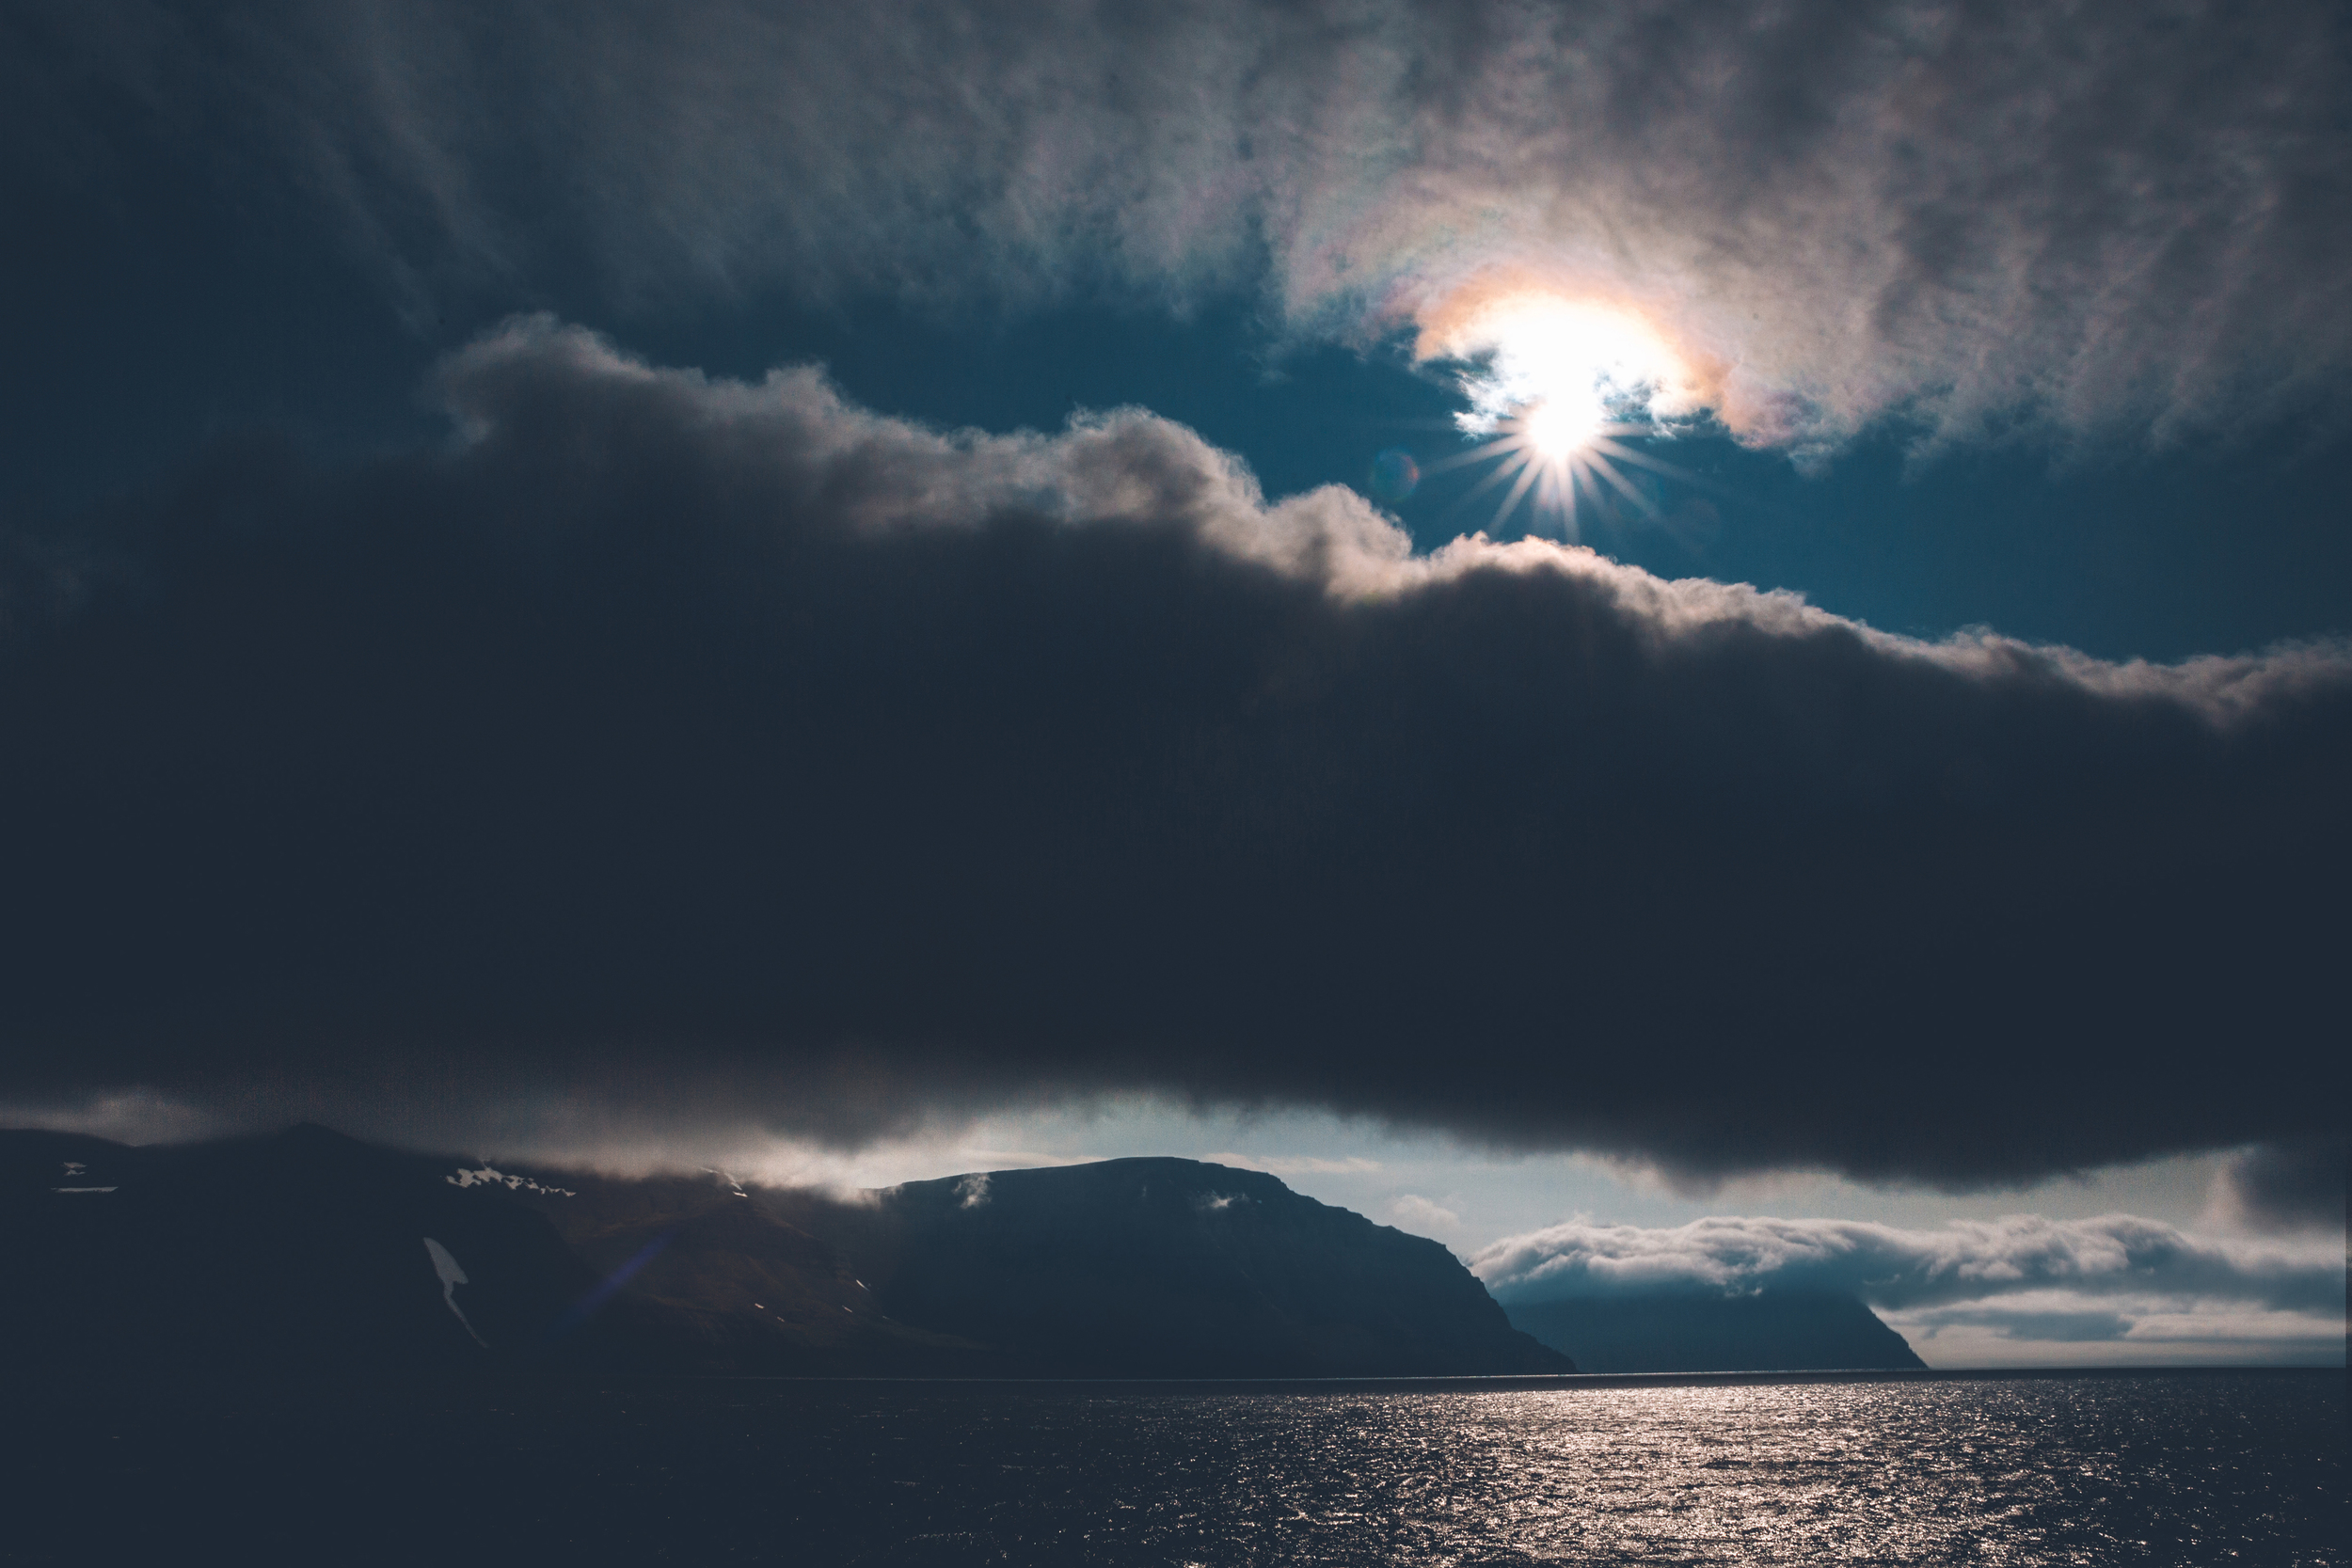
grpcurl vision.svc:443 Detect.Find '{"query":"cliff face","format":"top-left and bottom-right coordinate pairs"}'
top-left (3, 1129), bottom-right (1565, 1378)
top-left (1504, 1290), bottom-right (1927, 1373)
top-left (782, 1157), bottom-right (1572, 1377)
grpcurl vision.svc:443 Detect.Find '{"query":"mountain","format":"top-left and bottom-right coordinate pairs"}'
top-left (2, 1127), bottom-right (1565, 1378)
top-left (1503, 1290), bottom-right (1927, 1373)
top-left (1, 1123), bottom-right (627, 1373)
top-left (773, 1157), bottom-right (1572, 1377)
top-left (511, 1168), bottom-right (1010, 1374)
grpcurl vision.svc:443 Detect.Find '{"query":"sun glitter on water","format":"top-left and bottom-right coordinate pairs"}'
top-left (1416, 290), bottom-right (1700, 540)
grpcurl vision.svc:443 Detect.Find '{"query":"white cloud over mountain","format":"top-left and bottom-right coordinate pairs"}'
top-left (1472, 1212), bottom-right (2344, 1363)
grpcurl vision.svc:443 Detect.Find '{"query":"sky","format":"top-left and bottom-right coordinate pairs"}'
top-left (1, 0), bottom-right (2344, 1367)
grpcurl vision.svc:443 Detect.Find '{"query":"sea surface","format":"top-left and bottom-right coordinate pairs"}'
top-left (10, 1370), bottom-right (2342, 1565)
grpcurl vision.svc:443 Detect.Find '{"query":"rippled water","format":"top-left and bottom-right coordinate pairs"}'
top-left (17, 1371), bottom-right (2344, 1564)
top-left (808, 1375), bottom-right (2345, 1565)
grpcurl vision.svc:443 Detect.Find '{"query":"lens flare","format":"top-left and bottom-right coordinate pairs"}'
top-left (1367, 447), bottom-right (1421, 502)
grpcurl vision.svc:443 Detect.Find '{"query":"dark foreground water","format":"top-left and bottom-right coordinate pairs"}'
top-left (9, 1370), bottom-right (2343, 1565)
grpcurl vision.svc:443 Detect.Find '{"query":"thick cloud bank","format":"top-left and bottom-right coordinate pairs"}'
top-left (9, 0), bottom-right (2349, 451)
top-left (2, 320), bottom-right (2346, 1180)
top-left (1472, 1212), bottom-right (2341, 1314)
top-left (1471, 1212), bottom-right (2345, 1359)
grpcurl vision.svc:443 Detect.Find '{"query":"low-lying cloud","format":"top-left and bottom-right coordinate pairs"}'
top-left (1471, 1212), bottom-right (2343, 1318)
top-left (1, 319), bottom-right (2345, 1181)
top-left (1391, 1195), bottom-right (1463, 1234)
top-left (10, 1), bottom-right (2349, 451)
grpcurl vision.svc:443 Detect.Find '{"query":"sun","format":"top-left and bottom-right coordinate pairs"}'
top-left (1520, 395), bottom-right (1601, 460)
top-left (1414, 290), bottom-right (1699, 539)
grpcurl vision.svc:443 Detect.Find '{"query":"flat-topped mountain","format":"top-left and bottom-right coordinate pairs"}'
top-left (1503, 1291), bottom-right (1926, 1373)
top-left (780, 1157), bottom-right (1570, 1377)
top-left (2, 1126), bottom-right (1566, 1378)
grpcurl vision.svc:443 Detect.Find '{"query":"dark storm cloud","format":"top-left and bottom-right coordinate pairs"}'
top-left (2213, 1138), bottom-right (2347, 1234)
top-left (10, 0), bottom-right (2349, 450)
top-left (3, 319), bottom-right (2345, 1180)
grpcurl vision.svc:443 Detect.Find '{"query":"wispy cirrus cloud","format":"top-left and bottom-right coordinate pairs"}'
top-left (10, 1), bottom-right (2349, 452)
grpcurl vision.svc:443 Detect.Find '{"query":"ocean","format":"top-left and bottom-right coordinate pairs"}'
top-left (10, 1370), bottom-right (2342, 1564)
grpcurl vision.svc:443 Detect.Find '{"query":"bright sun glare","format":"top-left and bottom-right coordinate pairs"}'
top-left (1520, 395), bottom-right (1601, 460)
top-left (1419, 293), bottom-right (1696, 540)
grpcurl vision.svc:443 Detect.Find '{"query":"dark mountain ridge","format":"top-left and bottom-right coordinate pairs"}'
top-left (3, 1125), bottom-right (1566, 1378)
top-left (3, 1123), bottom-right (616, 1373)
top-left (1504, 1290), bottom-right (1927, 1373)
top-left (781, 1157), bottom-right (1569, 1377)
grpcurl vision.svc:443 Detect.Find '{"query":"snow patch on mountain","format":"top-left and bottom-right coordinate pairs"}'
top-left (422, 1237), bottom-right (488, 1348)
top-left (446, 1164), bottom-right (575, 1196)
